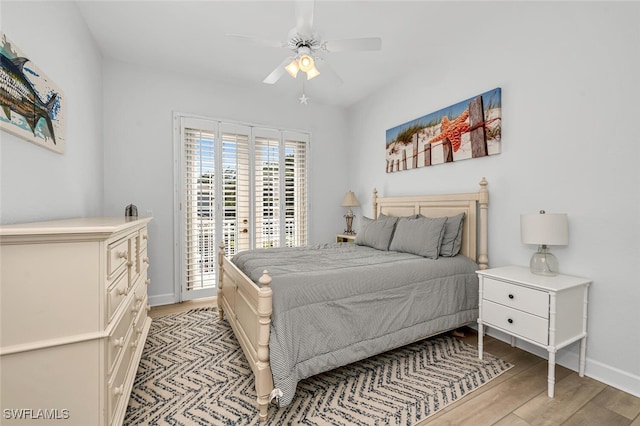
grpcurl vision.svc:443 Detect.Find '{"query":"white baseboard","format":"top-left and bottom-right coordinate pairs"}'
top-left (484, 328), bottom-right (640, 398)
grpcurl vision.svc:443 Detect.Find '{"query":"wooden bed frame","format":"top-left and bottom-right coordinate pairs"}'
top-left (217, 177), bottom-right (489, 422)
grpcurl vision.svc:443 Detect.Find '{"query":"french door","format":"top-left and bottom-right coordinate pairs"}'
top-left (174, 114), bottom-right (309, 301)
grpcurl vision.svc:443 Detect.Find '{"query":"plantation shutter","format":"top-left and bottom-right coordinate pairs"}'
top-left (177, 115), bottom-right (309, 299)
top-left (254, 128), bottom-right (282, 249)
top-left (284, 131), bottom-right (309, 247)
top-left (183, 120), bottom-right (217, 292)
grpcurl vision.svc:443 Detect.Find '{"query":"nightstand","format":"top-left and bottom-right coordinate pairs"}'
top-left (476, 266), bottom-right (590, 398)
top-left (336, 233), bottom-right (356, 243)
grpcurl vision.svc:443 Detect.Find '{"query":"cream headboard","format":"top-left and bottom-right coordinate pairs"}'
top-left (372, 177), bottom-right (489, 269)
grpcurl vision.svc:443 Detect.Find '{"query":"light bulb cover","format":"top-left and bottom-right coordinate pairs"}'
top-left (285, 59), bottom-right (300, 78)
top-left (298, 54), bottom-right (314, 72)
top-left (306, 66), bottom-right (320, 80)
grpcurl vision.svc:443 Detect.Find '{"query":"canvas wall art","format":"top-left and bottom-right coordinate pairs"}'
top-left (0, 32), bottom-right (65, 154)
top-left (385, 88), bottom-right (501, 173)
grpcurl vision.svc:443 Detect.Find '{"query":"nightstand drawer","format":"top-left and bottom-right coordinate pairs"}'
top-left (483, 277), bottom-right (549, 318)
top-left (483, 300), bottom-right (549, 345)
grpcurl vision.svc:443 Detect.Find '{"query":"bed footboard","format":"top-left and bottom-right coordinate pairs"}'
top-left (217, 243), bottom-right (273, 422)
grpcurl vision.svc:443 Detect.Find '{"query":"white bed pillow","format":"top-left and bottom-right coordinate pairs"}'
top-left (389, 215), bottom-right (447, 259)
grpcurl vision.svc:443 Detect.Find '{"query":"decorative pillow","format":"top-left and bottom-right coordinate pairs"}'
top-left (439, 212), bottom-right (466, 257)
top-left (355, 215), bottom-right (398, 251)
top-left (389, 215), bottom-right (447, 259)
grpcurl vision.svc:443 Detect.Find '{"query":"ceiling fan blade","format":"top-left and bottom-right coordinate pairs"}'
top-left (225, 33), bottom-right (286, 49)
top-left (314, 57), bottom-right (343, 86)
top-left (295, 0), bottom-right (315, 37)
top-left (323, 37), bottom-right (382, 53)
top-left (263, 57), bottom-right (293, 85)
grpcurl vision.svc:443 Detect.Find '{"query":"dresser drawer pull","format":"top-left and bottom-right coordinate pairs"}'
top-left (130, 339), bottom-right (138, 349)
top-left (143, 234), bottom-right (148, 240)
top-left (118, 287), bottom-right (129, 296)
top-left (117, 251), bottom-right (128, 259)
top-left (507, 318), bottom-right (514, 324)
top-left (113, 337), bottom-right (125, 348)
top-left (146, 305), bottom-right (151, 312)
top-left (136, 327), bottom-right (143, 336)
top-left (136, 295), bottom-right (144, 302)
top-left (143, 256), bottom-right (149, 264)
top-left (508, 294), bottom-right (514, 299)
top-left (145, 279), bottom-right (151, 286)
top-left (113, 385), bottom-right (124, 396)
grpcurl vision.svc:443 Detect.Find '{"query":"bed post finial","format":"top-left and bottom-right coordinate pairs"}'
top-left (372, 188), bottom-right (378, 219)
top-left (478, 178), bottom-right (489, 269)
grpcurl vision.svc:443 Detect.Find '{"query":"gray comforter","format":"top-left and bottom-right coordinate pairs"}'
top-left (231, 243), bottom-right (479, 407)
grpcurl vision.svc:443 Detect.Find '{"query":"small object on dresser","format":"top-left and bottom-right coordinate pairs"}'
top-left (125, 204), bottom-right (138, 217)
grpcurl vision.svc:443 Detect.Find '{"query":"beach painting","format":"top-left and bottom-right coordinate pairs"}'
top-left (0, 32), bottom-right (65, 154)
top-left (385, 88), bottom-right (501, 173)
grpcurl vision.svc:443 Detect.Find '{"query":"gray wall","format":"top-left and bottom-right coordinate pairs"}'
top-left (345, 1), bottom-right (639, 398)
top-left (1, 1), bottom-right (103, 223)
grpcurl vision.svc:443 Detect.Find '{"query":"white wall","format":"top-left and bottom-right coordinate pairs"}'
top-left (0, 1), bottom-right (103, 224)
top-left (102, 60), bottom-right (349, 306)
top-left (346, 2), bottom-right (640, 396)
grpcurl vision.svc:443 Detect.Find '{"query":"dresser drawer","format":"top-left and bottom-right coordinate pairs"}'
top-left (107, 296), bottom-right (135, 374)
top-left (139, 227), bottom-right (149, 251)
top-left (483, 277), bottom-right (549, 318)
top-left (108, 328), bottom-right (135, 425)
top-left (107, 271), bottom-right (130, 322)
top-left (483, 300), bottom-right (549, 345)
top-left (107, 237), bottom-right (130, 279)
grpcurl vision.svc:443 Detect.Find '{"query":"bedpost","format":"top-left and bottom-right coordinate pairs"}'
top-left (372, 188), bottom-right (378, 219)
top-left (477, 177), bottom-right (489, 269)
top-left (256, 270), bottom-right (273, 422)
top-left (217, 242), bottom-right (225, 319)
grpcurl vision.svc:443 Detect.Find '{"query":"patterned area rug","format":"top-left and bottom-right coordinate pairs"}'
top-left (125, 308), bottom-right (511, 425)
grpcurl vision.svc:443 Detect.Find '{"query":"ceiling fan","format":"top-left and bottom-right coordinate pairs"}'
top-left (226, 0), bottom-right (382, 86)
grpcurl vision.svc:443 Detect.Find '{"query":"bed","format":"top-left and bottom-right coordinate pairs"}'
top-left (216, 178), bottom-right (489, 422)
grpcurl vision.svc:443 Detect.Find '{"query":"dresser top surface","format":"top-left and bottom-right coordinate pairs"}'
top-left (0, 216), bottom-right (152, 237)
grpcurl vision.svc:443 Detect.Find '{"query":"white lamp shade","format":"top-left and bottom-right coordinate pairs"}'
top-left (521, 212), bottom-right (568, 246)
top-left (341, 191), bottom-right (360, 207)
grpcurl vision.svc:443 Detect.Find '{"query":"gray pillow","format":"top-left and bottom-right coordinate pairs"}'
top-left (389, 215), bottom-right (447, 259)
top-left (355, 215), bottom-right (398, 251)
top-left (439, 212), bottom-right (466, 257)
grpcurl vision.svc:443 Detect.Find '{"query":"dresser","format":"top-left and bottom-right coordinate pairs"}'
top-left (0, 217), bottom-right (152, 425)
top-left (477, 266), bottom-right (590, 398)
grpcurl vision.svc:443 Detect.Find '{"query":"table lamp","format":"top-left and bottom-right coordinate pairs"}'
top-left (520, 210), bottom-right (568, 276)
top-left (341, 190), bottom-right (360, 235)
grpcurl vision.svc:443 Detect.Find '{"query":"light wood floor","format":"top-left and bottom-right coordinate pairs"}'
top-left (150, 300), bottom-right (640, 426)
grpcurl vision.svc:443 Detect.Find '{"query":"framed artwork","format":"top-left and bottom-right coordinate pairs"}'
top-left (386, 88), bottom-right (501, 173)
top-left (0, 32), bottom-right (65, 154)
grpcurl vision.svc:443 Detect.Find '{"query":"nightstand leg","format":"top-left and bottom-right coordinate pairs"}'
top-left (548, 350), bottom-right (556, 398)
top-left (477, 321), bottom-right (484, 360)
top-left (579, 336), bottom-right (587, 377)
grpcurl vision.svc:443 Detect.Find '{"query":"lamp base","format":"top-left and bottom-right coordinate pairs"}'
top-left (530, 245), bottom-right (559, 276)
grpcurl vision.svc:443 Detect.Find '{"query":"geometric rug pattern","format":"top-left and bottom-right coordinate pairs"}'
top-left (125, 308), bottom-right (512, 425)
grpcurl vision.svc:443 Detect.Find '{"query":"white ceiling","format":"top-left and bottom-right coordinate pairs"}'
top-left (76, 1), bottom-right (502, 107)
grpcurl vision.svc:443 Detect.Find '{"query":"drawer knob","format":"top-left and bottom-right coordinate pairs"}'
top-left (114, 337), bottom-right (124, 348)
top-left (145, 278), bottom-right (151, 286)
top-left (143, 234), bottom-right (148, 240)
top-left (507, 318), bottom-right (514, 324)
top-left (118, 287), bottom-right (129, 296)
top-left (118, 251), bottom-right (128, 259)
top-left (136, 295), bottom-right (144, 302)
top-left (143, 256), bottom-right (149, 264)
top-left (508, 294), bottom-right (514, 299)
top-left (113, 385), bottom-right (123, 396)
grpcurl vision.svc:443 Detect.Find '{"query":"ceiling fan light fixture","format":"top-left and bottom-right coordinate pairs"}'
top-left (298, 53), bottom-right (314, 72)
top-left (306, 66), bottom-right (320, 80)
top-left (285, 59), bottom-right (300, 78)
